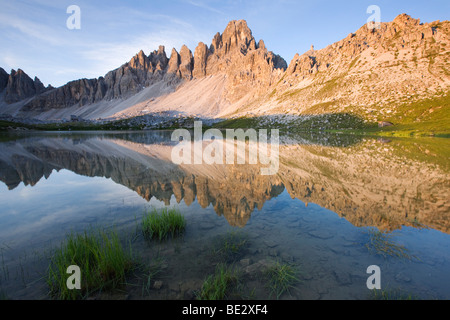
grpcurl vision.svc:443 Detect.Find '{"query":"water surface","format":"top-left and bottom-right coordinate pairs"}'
top-left (0, 131), bottom-right (449, 300)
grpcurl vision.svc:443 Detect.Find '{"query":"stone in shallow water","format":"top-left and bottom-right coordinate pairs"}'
top-left (308, 229), bottom-right (334, 240)
top-left (395, 272), bottom-right (411, 283)
top-left (240, 258), bottom-right (252, 267)
top-left (153, 280), bottom-right (163, 290)
top-left (286, 221), bottom-right (302, 229)
top-left (199, 221), bottom-right (216, 230)
top-left (281, 253), bottom-right (295, 262)
top-left (264, 240), bottom-right (278, 248)
top-left (245, 259), bottom-right (277, 276)
top-left (286, 216), bottom-right (300, 223)
top-left (333, 270), bottom-right (352, 285)
top-left (268, 249), bottom-right (279, 257)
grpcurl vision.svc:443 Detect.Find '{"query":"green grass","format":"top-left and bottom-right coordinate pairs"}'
top-left (0, 288), bottom-right (8, 300)
top-left (213, 113), bottom-right (374, 132)
top-left (212, 117), bottom-right (264, 130)
top-left (3, 89), bottom-right (448, 136)
top-left (210, 231), bottom-right (249, 263)
top-left (46, 228), bottom-right (134, 300)
top-left (142, 207), bottom-right (186, 241)
top-left (370, 288), bottom-right (420, 300)
top-left (197, 264), bottom-right (240, 300)
top-left (0, 119), bottom-right (117, 131)
top-left (0, 115), bottom-right (200, 132)
top-left (362, 93), bottom-right (450, 137)
top-left (314, 75), bottom-right (346, 99)
top-left (364, 229), bottom-right (413, 260)
top-left (217, 90), bottom-right (450, 137)
top-left (0, 120), bottom-right (25, 131)
top-left (277, 87), bottom-right (308, 102)
top-left (137, 256), bottom-right (166, 297)
top-left (264, 261), bottom-right (300, 300)
top-left (349, 56), bottom-right (360, 69)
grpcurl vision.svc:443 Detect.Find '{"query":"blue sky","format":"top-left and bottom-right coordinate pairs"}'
top-left (0, 0), bottom-right (448, 87)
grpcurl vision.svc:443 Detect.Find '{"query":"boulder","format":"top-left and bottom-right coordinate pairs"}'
top-left (378, 121), bottom-right (394, 128)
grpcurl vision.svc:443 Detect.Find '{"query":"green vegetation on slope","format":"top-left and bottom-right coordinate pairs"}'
top-left (1, 92), bottom-right (448, 137)
top-left (368, 93), bottom-right (450, 137)
top-left (213, 113), bottom-right (375, 132)
top-left (215, 92), bottom-right (450, 137)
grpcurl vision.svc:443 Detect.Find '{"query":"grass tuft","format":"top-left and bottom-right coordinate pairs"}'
top-left (142, 207), bottom-right (186, 241)
top-left (197, 264), bottom-right (240, 300)
top-left (264, 261), bottom-right (300, 300)
top-left (210, 231), bottom-right (249, 263)
top-left (370, 288), bottom-right (420, 300)
top-left (364, 228), bottom-right (413, 260)
top-left (0, 289), bottom-right (8, 300)
top-left (46, 228), bottom-right (134, 300)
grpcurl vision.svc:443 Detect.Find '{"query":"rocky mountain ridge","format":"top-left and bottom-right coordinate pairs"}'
top-left (0, 14), bottom-right (448, 123)
top-left (0, 20), bottom-right (286, 119)
top-left (0, 68), bottom-right (52, 104)
top-left (254, 13), bottom-right (450, 119)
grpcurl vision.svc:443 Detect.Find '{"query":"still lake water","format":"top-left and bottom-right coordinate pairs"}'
top-left (0, 131), bottom-right (449, 300)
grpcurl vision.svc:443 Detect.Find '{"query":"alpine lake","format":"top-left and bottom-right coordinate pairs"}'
top-left (0, 130), bottom-right (449, 300)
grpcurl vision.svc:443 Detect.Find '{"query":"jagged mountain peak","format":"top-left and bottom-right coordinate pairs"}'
top-left (2, 15), bottom-right (448, 123)
top-left (393, 13), bottom-right (420, 27)
top-left (5, 19), bottom-right (287, 115)
top-left (0, 68), bottom-right (49, 104)
top-left (266, 13), bottom-right (449, 120)
top-left (0, 67), bottom-right (8, 92)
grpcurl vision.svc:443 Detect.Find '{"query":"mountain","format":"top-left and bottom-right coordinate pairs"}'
top-left (254, 14), bottom-right (450, 119)
top-left (0, 67), bottom-right (8, 92)
top-left (0, 68), bottom-right (52, 104)
top-left (0, 14), bottom-right (448, 124)
top-left (0, 20), bottom-right (287, 120)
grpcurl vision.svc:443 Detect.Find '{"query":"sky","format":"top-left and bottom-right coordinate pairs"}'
top-left (0, 0), bottom-right (448, 87)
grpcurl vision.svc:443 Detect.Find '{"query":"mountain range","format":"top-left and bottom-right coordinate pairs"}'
top-left (0, 14), bottom-right (449, 127)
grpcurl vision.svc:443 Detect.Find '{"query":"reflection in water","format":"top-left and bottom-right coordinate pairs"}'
top-left (0, 131), bottom-right (450, 300)
top-left (0, 131), bottom-right (448, 232)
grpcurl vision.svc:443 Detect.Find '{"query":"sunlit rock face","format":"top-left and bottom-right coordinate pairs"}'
top-left (3, 14), bottom-right (449, 123)
top-left (0, 133), bottom-right (448, 232)
top-left (12, 20), bottom-right (287, 116)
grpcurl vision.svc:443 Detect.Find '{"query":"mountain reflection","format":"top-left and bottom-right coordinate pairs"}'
top-left (0, 132), bottom-right (448, 232)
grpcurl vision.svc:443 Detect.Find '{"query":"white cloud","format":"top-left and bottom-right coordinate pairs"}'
top-left (2, 53), bottom-right (21, 71)
top-left (0, 12), bottom-right (68, 47)
top-left (185, 0), bottom-right (225, 15)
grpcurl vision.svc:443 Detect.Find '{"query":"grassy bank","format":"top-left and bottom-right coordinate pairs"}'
top-left (0, 115), bottom-right (201, 132)
top-left (368, 93), bottom-right (450, 138)
top-left (2, 93), bottom-right (448, 136)
top-left (213, 93), bottom-right (450, 137)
